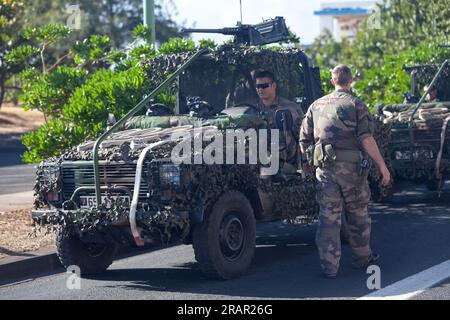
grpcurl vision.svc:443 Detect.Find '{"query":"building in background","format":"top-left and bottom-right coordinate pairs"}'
top-left (314, 1), bottom-right (377, 40)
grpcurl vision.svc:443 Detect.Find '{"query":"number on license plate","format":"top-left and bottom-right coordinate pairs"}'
top-left (79, 196), bottom-right (130, 209)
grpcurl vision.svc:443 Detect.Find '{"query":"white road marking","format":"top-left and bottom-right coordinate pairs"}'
top-left (359, 259), bottom-right (450, 300)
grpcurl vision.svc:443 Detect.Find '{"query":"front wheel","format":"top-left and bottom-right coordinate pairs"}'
top-left (56, 226), bottom-right (118, 275)
top-left (192, 191), bottom-right (256, 280)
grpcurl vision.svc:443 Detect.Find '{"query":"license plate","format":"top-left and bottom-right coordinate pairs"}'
top-left (79, 196), bottom-right (130, 209)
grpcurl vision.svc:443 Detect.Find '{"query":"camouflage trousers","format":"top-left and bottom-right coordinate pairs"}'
top-left (315, 161), bottom-right (372, 275)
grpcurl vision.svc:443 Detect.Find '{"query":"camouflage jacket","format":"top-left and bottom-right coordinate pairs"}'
top-left (299, 89), bottom-right (373, 159)
top-left (257, 97), bottom-right (304, 165)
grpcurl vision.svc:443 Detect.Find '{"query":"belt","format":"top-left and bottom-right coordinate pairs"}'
top-left (334, 149), bottom-right (361, 163)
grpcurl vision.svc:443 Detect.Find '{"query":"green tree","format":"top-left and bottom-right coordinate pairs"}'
top-left (305, 29), bottom-right (351, 71)
top-left (353, 42), bottom-right (450, 110)
top-left (18, 23), bottom-right (161, 163)
top-left (349, 0), bottom-right (450, 70)
top-left (307, 0), bottom-right (450, 109)
top-left (20, 0), bottom-right (185, 48)
top-left (0, 0), bottom-right (25, 107)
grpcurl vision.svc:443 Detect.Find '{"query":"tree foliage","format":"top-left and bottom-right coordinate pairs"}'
top-left (353, 42), bottom-right (450, 109)
top-left (19, 0), bottom-right (185, 48)
top-left (0, 0), bottom-right (26, 107)
top-left (19, 29), bottom-right (196, 163)
top-left (307, 0), bottom-right (450, 109)
top-left (0, 0), bottom-right (186, 107)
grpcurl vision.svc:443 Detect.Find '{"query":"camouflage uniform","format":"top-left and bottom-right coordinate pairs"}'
top-left (258, 97), bottom-right (304, 167)
top-left (299, 89), bottom-right (374, 276)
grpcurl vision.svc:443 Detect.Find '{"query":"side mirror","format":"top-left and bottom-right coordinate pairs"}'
top-left (275, 109), bottom-right (293, 132)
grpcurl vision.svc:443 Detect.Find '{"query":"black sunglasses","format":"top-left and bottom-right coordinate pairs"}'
top-left (256, 82), bottom-right (273, 89)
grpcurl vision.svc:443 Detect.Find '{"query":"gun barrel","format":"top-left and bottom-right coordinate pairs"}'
top-left (439, 44), bottom-right (450, 48)
top-left (181, 27), bottom-right (240, 35)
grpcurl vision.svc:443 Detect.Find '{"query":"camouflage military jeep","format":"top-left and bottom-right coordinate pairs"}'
top-left (371, 59), bottom-right (450, 201)
top-left (32, 45), bottom-right (323, 279)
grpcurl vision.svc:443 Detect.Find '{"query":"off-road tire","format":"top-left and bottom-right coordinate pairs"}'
top-left (56, 226), bottom-right (118, 275)
top-left (192, 191), bottom-right (256, 280)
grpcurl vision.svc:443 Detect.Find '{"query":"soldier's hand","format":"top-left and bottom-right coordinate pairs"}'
top-left (380, 166), bottom-right (391, 186)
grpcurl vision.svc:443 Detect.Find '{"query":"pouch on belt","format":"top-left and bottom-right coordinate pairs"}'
top-left (313, 143), bottom-right (337, 167)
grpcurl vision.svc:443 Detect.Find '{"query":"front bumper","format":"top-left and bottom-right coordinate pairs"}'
top-left (31, 208), bottom-right (130, 227)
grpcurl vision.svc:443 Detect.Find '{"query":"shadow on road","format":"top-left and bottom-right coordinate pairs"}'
top-left (88, 223), bottom-right (375, 299)
top-left (82, 192), bottom-right (450, 299)
top-left (0, 138), bottom-right (26, 167)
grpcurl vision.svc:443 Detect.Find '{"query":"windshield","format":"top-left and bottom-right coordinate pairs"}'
top-left (145, 50), bottom-right (307, 117)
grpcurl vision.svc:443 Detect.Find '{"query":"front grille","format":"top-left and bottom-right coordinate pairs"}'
top-left (61, 161), bottom-right (150, 201)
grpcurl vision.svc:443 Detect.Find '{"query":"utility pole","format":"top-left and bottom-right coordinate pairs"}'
top-left (239, 0), bottom-right (243, 24)
top-left (143, 0), bottom-right (156, 45)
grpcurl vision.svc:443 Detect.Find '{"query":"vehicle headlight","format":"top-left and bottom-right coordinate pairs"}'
top-left (37, 163), bottom-right (62, 203)
top-left (159, 164), bottom-right (181, 186)
top-left (39, 164), bottom-right (61, 187)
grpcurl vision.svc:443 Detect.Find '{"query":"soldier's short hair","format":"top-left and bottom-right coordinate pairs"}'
top-left (332, 64), bottom-right (353, 86)
top-left (254, 70), bottom-right (277, 83)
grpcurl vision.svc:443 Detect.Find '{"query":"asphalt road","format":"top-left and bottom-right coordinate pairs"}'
top-left (0, 164), bottom-right (36, 195)
top-left (1, 188), bottom-right (450, 300)
top-left (0, 146), bottom-right (36, 196)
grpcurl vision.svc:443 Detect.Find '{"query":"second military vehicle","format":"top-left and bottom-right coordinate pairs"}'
top-left (372, 52), bottom-right (450, 201)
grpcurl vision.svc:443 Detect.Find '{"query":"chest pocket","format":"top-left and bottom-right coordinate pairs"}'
top-left (336, 103), bottom-right (357, 128)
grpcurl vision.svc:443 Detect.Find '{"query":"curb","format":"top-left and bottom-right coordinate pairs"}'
top-left (0, 249), bottom-right (61, 283)
top-left (0, 245), bottom-right (156, 284)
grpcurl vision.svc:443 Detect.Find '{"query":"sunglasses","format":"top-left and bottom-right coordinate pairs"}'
top-left (256, 82), bottom-right (273, 89)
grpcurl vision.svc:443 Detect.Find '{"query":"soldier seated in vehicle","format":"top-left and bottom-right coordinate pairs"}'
top-left (423, 84), bottom-right (439, 103)
top-left (254, 70), bottom-right (304, 171)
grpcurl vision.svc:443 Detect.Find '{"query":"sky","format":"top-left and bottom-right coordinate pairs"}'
top-left (172, 0), bottom-right (372, 45)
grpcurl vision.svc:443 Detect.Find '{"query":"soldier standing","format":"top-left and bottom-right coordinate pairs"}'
top-left (299, 65), bottom-right (391, 278)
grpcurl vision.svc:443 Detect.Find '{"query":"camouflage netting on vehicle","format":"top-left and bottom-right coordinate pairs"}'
top-left (369, 117), bottom-right (394, 200)
top-left (381, 102), bottom-right (450, 126)
top-left (33, 125), bottom-right (318, 242)
top-left (259, 175), bottom-right (318, 224)
top-left (408, 63), bottom-right (450, 102)
top-left (141, 45), bottom-right (307, 114)
top-left (378, 102), bottom-right (450, 181)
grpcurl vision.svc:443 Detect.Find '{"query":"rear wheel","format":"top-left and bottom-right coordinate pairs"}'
top-left (192, 191), bottom-right (256, 280)
top-left (56, 226), bottom-right (118, 275)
